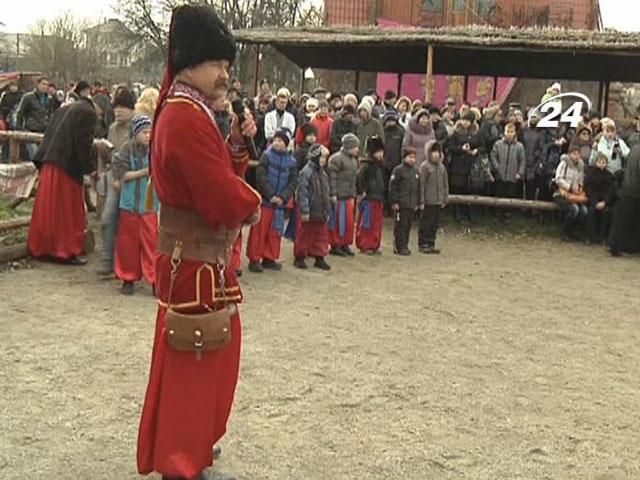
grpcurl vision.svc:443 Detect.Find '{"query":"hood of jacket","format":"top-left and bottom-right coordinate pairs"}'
top-left (454, 119), bottom-right (479, 136)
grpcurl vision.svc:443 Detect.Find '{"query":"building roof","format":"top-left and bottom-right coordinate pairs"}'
top-left (234, 25), bottom-right (640, 81)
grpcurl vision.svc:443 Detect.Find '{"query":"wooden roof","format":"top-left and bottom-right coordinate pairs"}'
top-left (234, 26), bottom-right (640, 81)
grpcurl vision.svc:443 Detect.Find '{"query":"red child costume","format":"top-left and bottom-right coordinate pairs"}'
top-left (355, 136), bottom-right (386, 254)
top-left (27, 97), bottom-right (97, 264)
top-left (136, 6), bottom-right (261, 480)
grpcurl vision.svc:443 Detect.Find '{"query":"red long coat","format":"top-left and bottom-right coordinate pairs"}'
top-left (137, 94), bottom-right (261, 478)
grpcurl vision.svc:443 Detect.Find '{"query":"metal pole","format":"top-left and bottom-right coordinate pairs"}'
top-left (252, 44), bottom-right (261, 98)
top-left (425, 45), bottom-right (434, 103)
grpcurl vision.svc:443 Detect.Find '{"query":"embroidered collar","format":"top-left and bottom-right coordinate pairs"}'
top-left (169, 81), bottom-right (216, 118)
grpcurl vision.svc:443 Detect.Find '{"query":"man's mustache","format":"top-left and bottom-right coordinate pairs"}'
top-left (216, 81), bottom-right (229, 90)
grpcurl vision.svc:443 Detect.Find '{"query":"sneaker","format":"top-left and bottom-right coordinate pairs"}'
top-left (248, 261), bottom-right (264, 273)
top-left (121, 281), bottom-right (134, 295)
top-left (314, 257), bottom-right (331, 271)
top-left (67, 256), bottom-right (88, 266)
top-left (342, 246), bottom-right (355, 257)
top-left (330, 247), bottom-right (346, 257)
top-left (261, 259), bottom-right (282, 271)
top-left (294, 258), bottom-right (308, 269)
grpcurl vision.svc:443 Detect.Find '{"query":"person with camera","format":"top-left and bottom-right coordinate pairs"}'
top-left (591, 120), bottom-right (630, 176)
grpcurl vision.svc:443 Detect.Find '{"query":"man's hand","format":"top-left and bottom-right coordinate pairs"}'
top-left (596, 201), bottom-right (606, 211)
top-left (301, 214), bottom-right (310, 223)
top-left (230, 108), bottom-right (257, 146)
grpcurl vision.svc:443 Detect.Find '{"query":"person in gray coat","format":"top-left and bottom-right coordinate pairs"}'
top-left (419, 141), bottom-right (449, 254)
top-left (328, 133), bottom-right (360, 256)
top-left (490, 122), bottom-right (526, 220)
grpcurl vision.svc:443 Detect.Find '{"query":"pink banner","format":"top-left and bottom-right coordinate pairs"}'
top-left (375, 18), bottom-right (516, 108)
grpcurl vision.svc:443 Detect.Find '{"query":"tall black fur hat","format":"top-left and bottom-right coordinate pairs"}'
top-left (170, 5), bottom-right (237, 73)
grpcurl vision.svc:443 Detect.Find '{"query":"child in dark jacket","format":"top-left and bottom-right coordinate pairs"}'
top-left (419, 141), bottom-right (449, 254)
top-left (356, 135), bottom-right (386, 254)
top-left (293, 123), bottom-right (318, 171)
top-left (247, 128), bottom-right (298, 273)
top-left (584, 152), bottom-right (616, 243)
top-left (294, 144), bottom-right (331, 270)
top-left (389, 146), bottom-right (422, 256)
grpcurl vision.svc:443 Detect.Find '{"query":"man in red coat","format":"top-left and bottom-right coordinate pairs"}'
top-left (136, 6), bottom-right (261, 480)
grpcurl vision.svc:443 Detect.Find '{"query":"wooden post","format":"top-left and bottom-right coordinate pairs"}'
top-left (9, 137), bottom-right (20, 163)
top-left (425, 45), bottom-right (434, 103)
top-left (354, 71), bottom-right (361, 93)
top-left (252, 44), bottom-right (261, 98)
top-left (300, 67), bottom-right (306, 95)
top-left (463, 75), bottom-right (469, 103)
top-left (603, 80), bottom-right (611, 117)
top-left (493, 76), bottom-right (499, 101)
top-left (396, 74), bottom-right (403, 97)
top-left (597, 81), bottom-right (604, 114)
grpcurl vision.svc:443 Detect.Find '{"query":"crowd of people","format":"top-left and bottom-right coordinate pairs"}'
top-left (2, 74), bottom-right (640, 295)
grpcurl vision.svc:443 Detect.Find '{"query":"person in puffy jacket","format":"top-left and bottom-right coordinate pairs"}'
top-left (419, 141), bottom-right (449, 254)
top-left (294, 143), bottom-right (331, 271)
top-left (490, 123), bottom-right (526, 221)
top-left (402, 109), bottom-right (435, 166)
top-left (447, 110), bottom-right (481, 221)
top-left (247, 128), bottom-right (298, 273)
top-left (389, 147), bottom-right (422, 256)
top-left (328, 133), bottom-right (360, 256)
top-left (356, 136), bottom-right (386, 254)
top-left (330, 105), bottom-right (357, 154)
top-left (584, 152), bottom-right (616, 243)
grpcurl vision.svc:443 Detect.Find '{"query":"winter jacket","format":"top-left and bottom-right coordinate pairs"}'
top-left (330, 114), bottom-right (357, 153)
top-left (554, 156), bottom-right (585, 195)
top-left (264, 109), bottom-right (296, 142)
top-left (584, 166), bottom-right (616, 208)
top-left (293, 142), bottom-right (313, 171)
top-left (522, 128), bottom-right (545, 180)
top-left (356, 117), bottom-right (385, 155)
top-left (419, 142), bottom-right (449, 206)
top-left (356, 160), bottom-right (386, 202)
top-left (17, 89), bottom-right (51, 133)
top-left (432, 120), bottom-right (449, 147)
top-left (402, 111), bottom-right (436, 166)
top-left (33, 97), bottom-right (97, 184)
top-left (389, 162), bottom-right (421, 209)
top-left (490, 138), bottom-right (526, 183)
top-left (383, 123), bottom-right (405, 170)
top-left (107, 119), bottom-right (132, 157)
top-left (114, 140), bottom-right (157, 214)
top-left (0, 90), bottom-right (22, 124)
top-left (591, 135), bottom-right (630, 174)
top-left (328, 149), bottom-right (359, 199)
top-left (621, 145), bottom-right (640, 199)
top-left (297, 160), bottom-right (331, 222)
top-left (311, 114), bottom-right (333, 149)
top-left (255, 147), bottom-right (298, 204)
top-left (447, 121), bottom-right (481, 178)
top-left (478, 119), bottom-right (501, 156)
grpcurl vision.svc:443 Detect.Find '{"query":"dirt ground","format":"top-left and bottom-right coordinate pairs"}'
top-left (1, 221), bottom-right (639, 480)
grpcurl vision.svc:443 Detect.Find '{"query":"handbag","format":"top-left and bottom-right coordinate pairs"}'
top-left (165, 241), bottom-right (232, 360)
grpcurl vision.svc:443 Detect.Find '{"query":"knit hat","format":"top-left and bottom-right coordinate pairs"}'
top-left (341, 133), bottom-right (360, 151)
top-left (383, 109), bottom-right (399, 125)
top-left (343, 93), bottom-right (358, 106)
top-left (329, 93), bottom-right (342, 102)
top-left (112, 88), bottom-right (136, 110)
top-left (132, 115), bottom-right (153, 138)
top-left (306, 98), bottom-right (319, 110)
top-left (307, 143), bottom-right (324, 165)
top-left (551, 82), bottom-right (562, 93)
top-left (402, 146), bottom-right (417, 158)
top-left (318, 99), bottom-right (330, 109)
top-left (170, 5), bottom-right (236, 73)
top-left (415, 109), bottom-right (430, 122)
top-left (74, 80), bottom-right (91, 96)
top-left (301, 123), bottom-right (318, 139)
top-left (358, 99), bottom-right (372, 116)
top-left (365, 135), bottom-right (385, 156)
top-left (462, 110), bottom-right (477, 122)
top-left (362, 95), bottom-right (376, 110)
top-left (273, 128), bottom-right (292, 147)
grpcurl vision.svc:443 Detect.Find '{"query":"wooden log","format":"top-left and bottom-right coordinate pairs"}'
top-left (425, 45), bottom-right (434, 103)
top-left (447, 194), bottom-right (559, 211)
top-left (0, 130), bottom-right (45, 143)
top-left (0, 216), bottom-right (31, 232)
top-left (0, 243), bottom-right (28, 263)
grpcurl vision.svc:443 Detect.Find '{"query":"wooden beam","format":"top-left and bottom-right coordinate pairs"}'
top-left (493, 76), bottom-right (499, 101)
top-left (354, 70), bottom-right (361, 93)
top-left (0, 243), bottom-right (29, 263)
top-left (425, 45), bottom-right (434, 103)
top-left (463, 74), bottom-right (469, 102)
top-left (397, 74), bottom-right (403, 97)
top-left (447, 194), bottom-right (559, 211)
top-left (0, 216), bottom-right (31, 232)
top-left (300, 67), bottom-right (305, 95)
top-left (597, 80), bottom-right (604, 113)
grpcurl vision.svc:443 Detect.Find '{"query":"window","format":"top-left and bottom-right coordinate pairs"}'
top-left (422, 0), bottom-right (444, 13)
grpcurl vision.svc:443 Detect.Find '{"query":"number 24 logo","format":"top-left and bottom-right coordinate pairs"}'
top-left (531, 93), bottom-right (592, 129)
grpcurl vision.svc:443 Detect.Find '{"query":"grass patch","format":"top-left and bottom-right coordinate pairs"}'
top-left (0, 197), bottom-right (33, 246)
